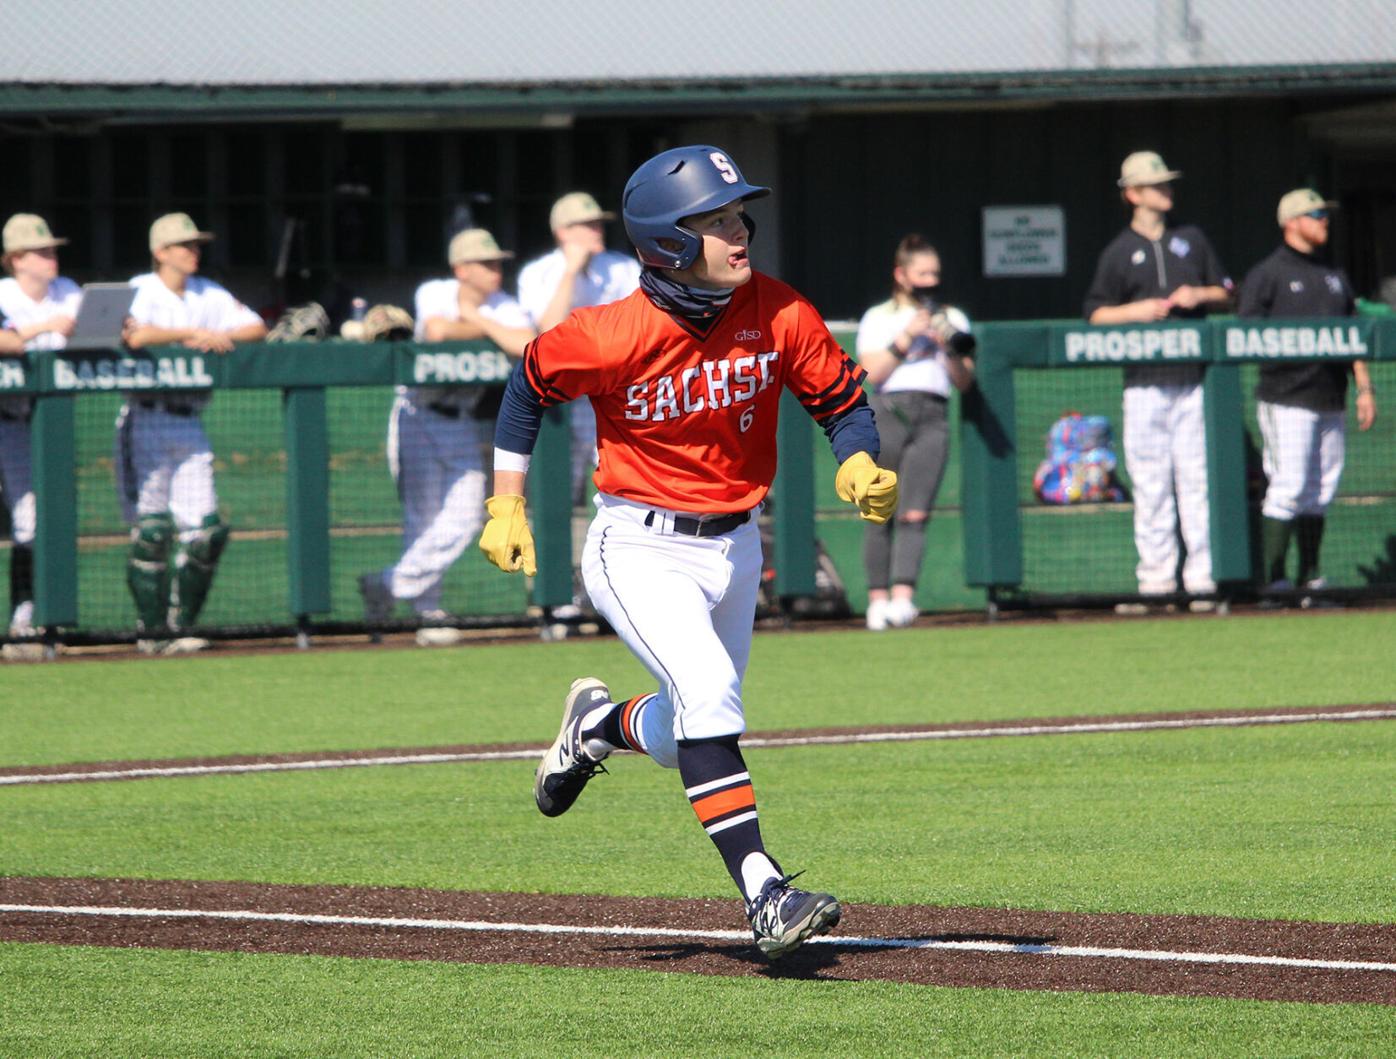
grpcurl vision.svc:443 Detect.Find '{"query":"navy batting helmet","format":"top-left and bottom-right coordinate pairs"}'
top-left (622, 145), bottom-right (770, 270)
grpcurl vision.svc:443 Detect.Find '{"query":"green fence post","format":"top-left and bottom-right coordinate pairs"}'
top-left (529, 406), bottom-right (573, 608)
top-left (283, 387), bottom-right (331, 618)
top-left (30, 393), bottom-right (78, 627)
top-left (959, 361), bottom-right (1023, 589)
top-left (1203, 361), bottom-right (1253, 585)
top-left (772, 391), bottom-right (816, 598)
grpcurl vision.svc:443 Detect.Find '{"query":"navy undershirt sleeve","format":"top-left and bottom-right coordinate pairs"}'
top-left (823, 397), bottom-right (880, 464)
top-left (493, 363), bottom-right (546, 454)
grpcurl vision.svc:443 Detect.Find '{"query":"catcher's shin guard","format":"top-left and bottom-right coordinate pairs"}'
top-left (171, 514), bottom-right (231, 628)
top-left (9, 543), bottom-right (33, 612)
top-left (127, 512), bottom-right (175, 632)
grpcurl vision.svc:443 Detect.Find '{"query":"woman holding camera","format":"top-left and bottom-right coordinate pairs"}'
top-left (855, 234), bottom-right (975, 630)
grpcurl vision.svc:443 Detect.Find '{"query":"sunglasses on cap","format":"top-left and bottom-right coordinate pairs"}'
top-left (1304, 209), bottom-right (1329, 220)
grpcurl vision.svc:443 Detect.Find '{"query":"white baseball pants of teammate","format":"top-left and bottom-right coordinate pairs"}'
top-left (1122, 381), bottom-right (1214, 594)
top-left (580, 493), bottom-right (762, 770)
top-left (1256, 400), bottom-right (1346, 520)
top-left (114, 404), bottom-right (219, 536)
top-left (0, 418), bottom-right (35, 547)
top-left (569, 398), bottom-right (598, 503)
top-left (382, 395), bottom-right (487, 614)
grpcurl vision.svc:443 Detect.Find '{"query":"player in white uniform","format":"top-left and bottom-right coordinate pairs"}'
top-left (517, 192), bottom-right (642, 623)
top-left (1083, 152), bottom-right (1232, 612)
top-left (1240, 189), bottom-right (1376, 605)
top-left (358, 228), bottom-right (535, 645)
top-left (117, 212), bottom-right (267, 654)
top-left (518, 192), bottom-right (642, 500)
top-left (0, 214), bottom-right (81, 658)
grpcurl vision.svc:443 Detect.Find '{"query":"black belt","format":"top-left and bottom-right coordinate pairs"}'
top-left (426, 402), bottom-right (462, 419)
top-left (137, 398), bottom-right (197, 417)
top-left (644, 509), bottom-right (751, 538)
top-left (0, 409), bottom-right (30, 423)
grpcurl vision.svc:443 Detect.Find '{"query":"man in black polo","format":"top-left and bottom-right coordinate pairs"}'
top-left (1238, 188), bottom-right (1377, 603)
top-left (1084, 151), bottom-right (1232, 612)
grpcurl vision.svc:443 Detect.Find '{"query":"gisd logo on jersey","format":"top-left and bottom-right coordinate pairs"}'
top-left (735, 329), bottom-right (762, 341)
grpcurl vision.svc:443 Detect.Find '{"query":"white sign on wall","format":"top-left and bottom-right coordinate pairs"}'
top-left (982, 206), bottom-right (1066, 277)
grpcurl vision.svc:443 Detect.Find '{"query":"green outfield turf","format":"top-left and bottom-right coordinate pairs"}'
top-left (6, 613), bottom-right (1395, 765)
top-left (5, 708), bottom-right (1394, 922)
top-left (3, 614), bottom-right (1395, 1055)
top-left (4, 945), bottom-right (1394, 1059)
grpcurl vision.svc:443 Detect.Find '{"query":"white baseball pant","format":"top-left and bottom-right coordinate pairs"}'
top-left (114, 404), bottom-right (219, 537)
top-left (1122, 381), bottom-right (1213, 594)
top-left (0, 417), bottom-right (35, 546)
top-left (580, 493), bottom-right (762, 770)
top-left (382, 396), bottom-right (487, 614)
top-left (569, 398), bottom-right (598, 503)
top-left (1256, 400), bottom-right (1346, 520)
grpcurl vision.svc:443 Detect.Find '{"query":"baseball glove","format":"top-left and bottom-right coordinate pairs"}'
top-left (267, 302), bottom-right (330, 342)
top-left (359, 303), bottom-right (415, 342)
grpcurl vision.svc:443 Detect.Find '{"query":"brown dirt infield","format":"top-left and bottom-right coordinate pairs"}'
top-left (2, 703), bottom-right (1391, 786)
top-left (2, 876), bottom-right (1393, 1005)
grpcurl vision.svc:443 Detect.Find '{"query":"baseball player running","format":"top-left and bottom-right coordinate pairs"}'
top-left (358, 229), bottom-right (535, 645)
top-left (118, 212), bottom-right (267, 654)
top-left (0, 214), bottom-right (80, 658)
top-left (479, 146), bottom-right (898, 958)
top-left (1239, 188), bottom-right (1376, 604)
top-left (1084, 151), bottom-right (1232, 611)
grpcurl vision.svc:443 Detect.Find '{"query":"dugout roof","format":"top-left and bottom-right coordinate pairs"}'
top-left (3, 0), bottom-right (1395, 119)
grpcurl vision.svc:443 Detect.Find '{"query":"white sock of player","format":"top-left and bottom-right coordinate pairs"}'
top-left (740, 851), bottom-right (782, 903)
top-left (579, 702), bottom-right (618, 759)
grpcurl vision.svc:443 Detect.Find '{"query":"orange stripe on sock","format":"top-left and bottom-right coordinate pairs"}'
top-left (690, 784), bottom-right (755, 825)
top-left (619, 697), bottom-right (646, 754)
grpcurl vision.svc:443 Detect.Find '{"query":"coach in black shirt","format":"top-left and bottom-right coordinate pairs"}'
top-left (1238, 188), bottom-right (1376, 598)
top-left (1083, 151), bottom-right (1232, 611)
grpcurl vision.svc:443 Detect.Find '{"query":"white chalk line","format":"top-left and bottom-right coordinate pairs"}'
top-left (2, 902), bottom-right (1393, 975)
top-left (2, 708), bottom-right (1394, 788)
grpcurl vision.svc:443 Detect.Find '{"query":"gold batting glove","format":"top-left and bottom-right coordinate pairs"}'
top-left (479, 494), bottom-right (537, 576)
top-left (835, 451), bottom-right (899, 525)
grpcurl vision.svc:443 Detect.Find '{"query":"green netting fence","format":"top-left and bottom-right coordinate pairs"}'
top-left (4, 317), bottom-right (1394, 647)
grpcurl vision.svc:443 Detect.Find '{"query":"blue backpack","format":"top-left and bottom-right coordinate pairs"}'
top-left (1032, 412), bottom-right (1127, 504)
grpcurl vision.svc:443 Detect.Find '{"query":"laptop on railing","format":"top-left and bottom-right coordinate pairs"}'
top-left (65, 283), bottom-right (137, 352)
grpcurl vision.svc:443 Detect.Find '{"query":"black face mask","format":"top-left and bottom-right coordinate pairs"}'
top-left (911, 284), bottom-right (941, 310)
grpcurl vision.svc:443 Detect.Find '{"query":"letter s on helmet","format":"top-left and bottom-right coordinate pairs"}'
top-left (622, 145), bottom-right (770, 270)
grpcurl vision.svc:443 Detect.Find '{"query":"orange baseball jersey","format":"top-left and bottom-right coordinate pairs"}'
top-left (521, 272), bottom-right (865, 512)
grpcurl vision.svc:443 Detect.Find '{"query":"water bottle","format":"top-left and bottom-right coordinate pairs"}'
top-left (351, 297), bottom-right (367, 322)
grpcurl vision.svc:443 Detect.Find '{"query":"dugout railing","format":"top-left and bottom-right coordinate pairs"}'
top-left (962, 316), bottom-right (1396, 613)
top-left (3, 341), bottom-right (825, 649)
top-left (5, 318), bottom-right (1395, 650)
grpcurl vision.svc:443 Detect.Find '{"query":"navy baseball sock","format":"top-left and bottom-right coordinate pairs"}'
top-left (1261, 517), bottom-right (1293, 584)
top-left (581, 694), bottom-right (652, 756)
top-left (677, 735), bottom-right (780, 904)
top-left (1295, 515), bottom-right (1325, 585)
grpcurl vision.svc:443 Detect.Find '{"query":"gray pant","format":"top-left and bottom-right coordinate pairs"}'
top-left (863, 391), bottom-right (950, 591)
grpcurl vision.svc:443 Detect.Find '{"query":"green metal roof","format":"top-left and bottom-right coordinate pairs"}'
top-left (3, 64), bottom-right (1395, 120)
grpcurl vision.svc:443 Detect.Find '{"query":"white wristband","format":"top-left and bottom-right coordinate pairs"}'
top-left (493, 448), bottom-right (532, 474)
